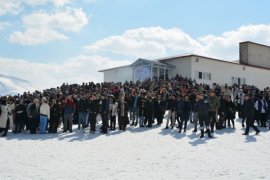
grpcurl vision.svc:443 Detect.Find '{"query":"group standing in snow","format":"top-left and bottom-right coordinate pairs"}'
top-left (0, 74), bottom-right (269, 138)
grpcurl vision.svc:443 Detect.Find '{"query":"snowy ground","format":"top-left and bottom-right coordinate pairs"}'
top-left (1, 116), bottom-right (270, 180)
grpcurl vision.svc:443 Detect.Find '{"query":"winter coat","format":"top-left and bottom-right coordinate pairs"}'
top-left (153, 99), bottom-right (166, 117)
top-left (110, 103), bottom-right (118, 116)
top-left (194, 99), bottom-right (210, 116)
top-left (243, 99), bottom-right (255, 118)
top-left (78, 99), bottom-right (89, 113)
top-left (29, 103), bottom-right (39, 119)
top-left (208, 96), bottom-right (220, 112)
top-left (138, 98), bottom-right (146, 116)
top-left (40, 103), bottom-right (50, 119)
top-left (226, 101), bottom-right (236, 119)
top-left (50, 104), bottom-right (62, 121)
top-left (0, 105), bottom-right (8, 128)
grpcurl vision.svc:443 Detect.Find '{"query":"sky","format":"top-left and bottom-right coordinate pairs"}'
top-left (0, 0), bottom-right (270, 92)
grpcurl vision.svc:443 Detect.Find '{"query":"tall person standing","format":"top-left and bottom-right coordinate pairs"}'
top-left (243, 94), bottom-right (260, 136)
top-left (39, 97), bottom-right (50, 134)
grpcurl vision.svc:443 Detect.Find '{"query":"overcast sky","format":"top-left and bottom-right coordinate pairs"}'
top-left (1, 0), bottom-right (270, 90)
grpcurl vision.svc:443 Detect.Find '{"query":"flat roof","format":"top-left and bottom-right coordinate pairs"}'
top-left (240, 41), bottom-right (270, 49)
top-left (158, 54), bottom-right (270, 71)
top-left (98, 64), bottom-right (131, 72)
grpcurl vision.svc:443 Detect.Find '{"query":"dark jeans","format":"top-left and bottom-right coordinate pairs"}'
top-left (176, 112), bottom-right (182, 127)
top-left (15, 114), bottom-right (24, 133)
top-left (145, 114), bottom-right (152, 127)
top-left (209, 111), bottom-right (217, 132)
top-left (245, 116), bottom-right (260, 134)
top-left (260, 113), bottom-right (267, 127)
top-left (118, 116), bottom-right (127, 130)
top-left (49, 118), bottom-right (59, 133)
top-left (101, 112), bottom-right (109, 133)
top-left (29, 117), bottom-right (38, 134)
top-left (110, 116), bottom-right (116, 130)
top-left (89, 112), bottom-right (97, 131)
top-left (198, 114), bottom-right (210, 130)
top-left (179, 113), bottom-right (189, 132)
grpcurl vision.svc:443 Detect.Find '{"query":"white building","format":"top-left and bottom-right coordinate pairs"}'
top-left (99, 41), bottom-right (270, 89)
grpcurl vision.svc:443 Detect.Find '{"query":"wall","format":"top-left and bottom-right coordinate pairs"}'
top-left (191, 56), bottom-right (270, 89)
top-left (240, 42), bottom-right (270, 68)
top-left (103, 66), bottom-right (133, 83)
top-left (161, 56), bottom-right (192, 78)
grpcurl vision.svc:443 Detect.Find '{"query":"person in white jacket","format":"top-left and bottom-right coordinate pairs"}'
top-left (0, 97), bottom-right (9, 137)
top-left (39, 97), bottom-right (50, 134)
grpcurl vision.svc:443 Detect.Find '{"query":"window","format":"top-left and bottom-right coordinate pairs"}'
top-left (196, 71), bottom-right (211, 80)
top-left (232, 76), bottom-right (246, 86)
top-left (199, 72), bottom-right (202, 79)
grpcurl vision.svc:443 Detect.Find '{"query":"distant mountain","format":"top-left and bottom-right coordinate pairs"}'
top-left (0, 74), bottom-right (34, 96)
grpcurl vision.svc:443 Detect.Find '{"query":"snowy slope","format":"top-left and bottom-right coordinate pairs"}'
top-left (0, 74), bottom-right (34, 95)
top-left (0, 116), bottom-right (269, 180)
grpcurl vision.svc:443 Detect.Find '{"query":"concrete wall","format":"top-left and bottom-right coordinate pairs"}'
top-left (191, 56), bottom-right (270, 89)
top-left (240, 42), bottom-right (270, 68)
top-left (161, 56), bottom-right (192, 78)
top-left (103, 66), bottom-right (133, 83)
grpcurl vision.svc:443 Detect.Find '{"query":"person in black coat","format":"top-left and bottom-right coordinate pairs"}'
top-left (100, 95), bottom-right (110, 134)
top-left (153, 95), bottom-right (166, 125)
top-left (243, 94), bottom-right (260, 135)
top-left (144, 95), bottom-right (154, 128)
top-left (179, 95), bottom-right (191, 133)
top-left (89, 94), bottom-right (99, 133)
top-left (118, 97), bottom-right (128, 131)
top-left (49, 99), bottom-right (62, 133)
top-left (28, 99), bottom-right (40, 134)
top-left (15, 100), bottom-right (28, 134)
top-left (225, 96), bottom-right (236, 128)
top-left (138, 96), bottom-right (146, 127)
top-left (218, 95), bottom-right (227, 129)
top-left (194, 93), bottom-right (212, 138)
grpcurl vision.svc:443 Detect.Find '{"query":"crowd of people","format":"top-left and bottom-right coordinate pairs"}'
top-left (0, 74), bottom-right (269, 138)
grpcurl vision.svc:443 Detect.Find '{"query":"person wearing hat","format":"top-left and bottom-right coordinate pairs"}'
top-left (242, 94), bottom-right (260, 135)
top-left (39, 97), bottom-right (50, 134)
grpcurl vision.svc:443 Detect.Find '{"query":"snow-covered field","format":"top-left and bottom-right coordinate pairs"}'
top-left (1, 117), bottom-right (270, 180)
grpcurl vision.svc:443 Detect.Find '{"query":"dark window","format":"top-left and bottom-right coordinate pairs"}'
top-left (199, 72), bottom-right (202, 79)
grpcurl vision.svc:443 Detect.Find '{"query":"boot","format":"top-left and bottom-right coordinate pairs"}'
top-left (232, 120), bottom-right (235, 128)
top-left (256, 130), bottom-right (260, 135)
top-left (1, 131), bottom-right (7, 137)
top-left (192, 129), bottom-right (197, 133)
top-left (207, 129), bottom-right (212, 138)
top-left (200, 130), bottom-right (204, 138)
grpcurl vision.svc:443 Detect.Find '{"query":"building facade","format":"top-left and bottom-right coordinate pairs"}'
top-left (99, 41), bottom-right (270, 89)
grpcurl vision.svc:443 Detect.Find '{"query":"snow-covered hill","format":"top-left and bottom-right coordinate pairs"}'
top-left (0, 115), bottom-right (269, 180)
top-left (0, 74), bottom-right (34, 95)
